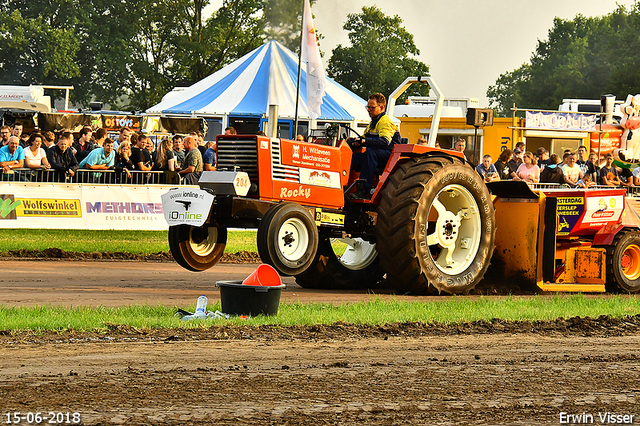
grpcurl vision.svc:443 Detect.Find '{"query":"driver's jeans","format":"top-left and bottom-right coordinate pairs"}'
top-left (351, 145), bottom-right (392, 191)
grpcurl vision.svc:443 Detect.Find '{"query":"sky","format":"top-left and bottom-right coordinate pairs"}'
top-left (206, 0), bottom-right (638, 106)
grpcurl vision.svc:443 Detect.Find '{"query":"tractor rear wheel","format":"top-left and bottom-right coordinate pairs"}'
top-left (295, 236), bottom-right (384, 289)
top-left (606, 230), bottom-right (640, 293)
top-left (375, 156), bottom-right (495, 294)
top-left (168, 225), bottom-right (227, 272)
top-left (257, 202), bottom-right (319, 276)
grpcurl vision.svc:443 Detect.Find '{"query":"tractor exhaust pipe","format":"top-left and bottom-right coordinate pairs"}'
top-left (267, 104), bottom-right (279, 138)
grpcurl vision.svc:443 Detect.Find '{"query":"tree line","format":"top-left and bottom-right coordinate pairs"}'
top-left (0, 1), bottom-right (429, 111)
top-left (488, 2), bottom-right (640, 115)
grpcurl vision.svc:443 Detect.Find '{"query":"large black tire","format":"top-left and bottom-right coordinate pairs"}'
top-left (257, 202), bottom-right (319, 276)
top-left (375, 156), bottom-right (496, 294)
top-left (606, 230), bottom-right (640, 293)
top-left (295, 236), bottom-right (384, 289)
top-left (168, 225), bottom-right (227, 272)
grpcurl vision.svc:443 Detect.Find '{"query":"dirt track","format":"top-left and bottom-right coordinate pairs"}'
top-left (1, 260), bottom-right (639, 425)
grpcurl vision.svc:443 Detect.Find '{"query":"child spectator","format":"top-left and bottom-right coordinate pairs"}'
top-left (582, 174), bottom-right (596, 187)
top-left (599, 154), bottom-right (621, 186)
top-left (476, 154), bottom-right (500, 182)
top-left (516, 151), bottom-right (540, 183)
top-left (540, 154), bottom-right (565, 184)
top-left (561, 151), bottom-right (585, 187)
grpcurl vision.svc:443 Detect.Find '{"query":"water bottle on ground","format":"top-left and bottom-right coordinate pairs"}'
top-left (180, 295), bottom-right (208, 321)
top-left (195, 295), bottom-right (207, 318)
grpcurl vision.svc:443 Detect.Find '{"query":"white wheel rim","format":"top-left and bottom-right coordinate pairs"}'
top-left (424, 184), bottom-right (482, 275)
top-left (278, 218), bottom-right (310, 262)
top-left (332, 238), bottom-right (377, 271)
top-left (188, 227), bottom-right (218, 256)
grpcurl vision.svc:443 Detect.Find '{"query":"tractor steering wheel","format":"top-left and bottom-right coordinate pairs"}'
top-left (343, 125), bottom-right (364, 148)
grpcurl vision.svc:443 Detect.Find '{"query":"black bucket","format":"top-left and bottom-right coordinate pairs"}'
top-left (216, 280), bottom-right (285, 316)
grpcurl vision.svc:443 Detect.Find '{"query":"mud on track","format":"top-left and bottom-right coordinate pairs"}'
top-left (1, 260), bottom-right (640, 425)
top-left (1, 317), bottom-right (640, 425)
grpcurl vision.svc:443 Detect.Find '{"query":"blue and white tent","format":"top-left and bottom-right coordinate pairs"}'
top-left (146, 40), bottom-right (369, 130)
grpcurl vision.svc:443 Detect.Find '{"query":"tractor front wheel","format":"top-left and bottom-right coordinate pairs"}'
top-left (375, 156), bottom-right (496, 294)
top-left (168, 225), bottom-right (227, 272)
top-left (607, 230), bottom-right (640, 293)
top-left (257, 202), bottom-right (319, 276)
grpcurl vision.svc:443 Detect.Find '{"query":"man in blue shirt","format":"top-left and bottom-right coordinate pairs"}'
top-left (79, 139), bottom-right (115, 183)
top-left (0, 136), bottom-right (25, 180)
top-left (476, 154), bottom-right (500, 183)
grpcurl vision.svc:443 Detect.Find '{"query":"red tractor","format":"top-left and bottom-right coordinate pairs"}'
top-left (163, 77), bottom-right (640, 294)
top-left (163, 77), bottom-right (495, 294)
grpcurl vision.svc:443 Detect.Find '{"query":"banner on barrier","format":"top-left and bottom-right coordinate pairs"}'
top-left (0, 184), bottom-right (179, 230)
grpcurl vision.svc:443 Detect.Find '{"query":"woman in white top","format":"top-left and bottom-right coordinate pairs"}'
top-left (516, 151), bottom-right (540, 183)
top-left (24, 133), bottom-right (51, 170)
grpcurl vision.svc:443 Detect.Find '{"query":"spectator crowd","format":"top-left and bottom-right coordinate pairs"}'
top-left (471, 140), bottom-right (639, 189)
top-left (0, 123), bottom-right (238, 184)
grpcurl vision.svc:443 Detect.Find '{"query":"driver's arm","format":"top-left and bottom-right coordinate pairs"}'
top-left (365, 120), bottom-right (395, 148)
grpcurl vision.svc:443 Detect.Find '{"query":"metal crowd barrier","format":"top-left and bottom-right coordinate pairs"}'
top-left (530, 183), bottom-right (625, 191)
top-left (0, 168), bottom-right (185, 185)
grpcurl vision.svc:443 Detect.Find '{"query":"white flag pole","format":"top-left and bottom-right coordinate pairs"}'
top-left (301, 0), bottom-right (326, 121)
top-left (293, 0), bottom-right (304, 139)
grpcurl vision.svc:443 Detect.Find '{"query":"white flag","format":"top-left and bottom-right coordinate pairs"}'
top-left (300, 0), bottom-right (326, 119)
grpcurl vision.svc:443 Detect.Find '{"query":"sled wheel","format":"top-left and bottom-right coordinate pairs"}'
top-left (295, 236), bottom-right (384, 289)
top-left (257, 202), bottom-right (319, 276)
top-left (375, 155), bottom-right (496, 294)
top-left (607, 230), bottom-right (640, 293)
top-left (168, 225), bottom-right (227, 272)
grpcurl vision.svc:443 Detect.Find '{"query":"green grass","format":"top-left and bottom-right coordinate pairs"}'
top-left (0, 229), bottom-right (258, 254)
top-left (1, 294), bottom-right (638, 332)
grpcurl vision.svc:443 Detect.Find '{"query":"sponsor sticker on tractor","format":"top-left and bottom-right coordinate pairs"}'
top-left (299, 168), bottom-right (341, 188)
top-left (584, 195), bottom-right (623, 224)
top-left (556, 196), bottom-right (585, 235)
top-left (280, 140), bottom-right (340, 170)
top-left (161, 188), bottom-right (214, 227)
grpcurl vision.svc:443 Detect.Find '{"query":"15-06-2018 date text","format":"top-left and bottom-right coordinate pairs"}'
top-left (4, 412), bottom-right (81, 424)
